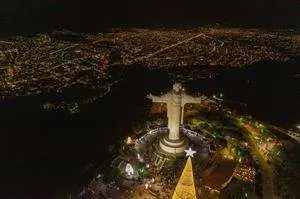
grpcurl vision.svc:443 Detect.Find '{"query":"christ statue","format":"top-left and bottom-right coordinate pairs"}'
top-left (147, 83), bottom-right (213, 155)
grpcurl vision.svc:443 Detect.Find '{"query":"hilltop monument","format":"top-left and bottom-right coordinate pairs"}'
top-left (148, 83), bottom-right (211, 155)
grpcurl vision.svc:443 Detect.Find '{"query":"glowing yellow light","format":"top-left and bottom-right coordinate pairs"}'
top-left (233, 164), bottom-right (256, 183)
top-left (172, 157), bottom-right (197, 199)
top-left (126, 136), bottom-right (133, 145)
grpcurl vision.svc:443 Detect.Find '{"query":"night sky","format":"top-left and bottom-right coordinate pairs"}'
top-left (1, 0), bottom-right (299, 37)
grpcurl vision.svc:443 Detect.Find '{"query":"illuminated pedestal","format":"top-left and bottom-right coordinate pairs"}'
top-left (152, 130), bottom-right (188, 169)
top-left (159, 136), bottom-right (188, 155)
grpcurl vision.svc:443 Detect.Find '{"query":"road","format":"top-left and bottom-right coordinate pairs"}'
top-left (131, 33), bottom-right (212, 64)
top-left (271, 125), bottom-right (300, 143)
top-left (240, 123), bottom-right (277, 199)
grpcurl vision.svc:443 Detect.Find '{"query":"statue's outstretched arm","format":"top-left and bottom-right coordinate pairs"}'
top-left (147, 93), bottom-right (170, 103)
top-left (182, 93), bottom-right (214, 105)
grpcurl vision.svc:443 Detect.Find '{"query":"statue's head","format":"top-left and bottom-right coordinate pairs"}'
top-left (173, 82), bottom-right (183, 93)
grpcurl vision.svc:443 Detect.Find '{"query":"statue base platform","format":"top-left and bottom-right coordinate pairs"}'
top-left (151, 135), bottom-right (188, 170)
top-left (159, 136), bottom-right (188, 156)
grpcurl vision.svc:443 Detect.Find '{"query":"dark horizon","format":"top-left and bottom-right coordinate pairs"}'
top-left (1, 0), bottom-right (300, 37)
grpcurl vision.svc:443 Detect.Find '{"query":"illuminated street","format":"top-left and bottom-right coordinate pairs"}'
top-left (238, 123), bottom-right (276, 199)
top-left (1, 28), bottom-right (299, 101)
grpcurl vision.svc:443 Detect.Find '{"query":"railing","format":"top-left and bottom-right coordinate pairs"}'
top-left (134, 127), bottom-right (169, 152)
top-left (180, 126), bottom-right (206, 140)
top-left (135, 126), bottom-right (206, 151)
